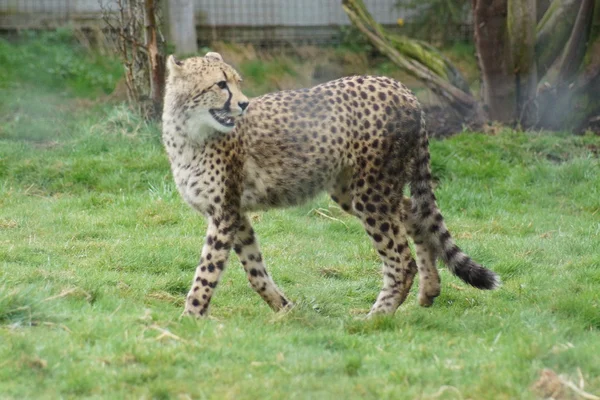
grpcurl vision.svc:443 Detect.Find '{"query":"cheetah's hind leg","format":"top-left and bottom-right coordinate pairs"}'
top-left (402, 197), bottom-right (441, 307)
top-left (331, 180), bottom-right (418, 316)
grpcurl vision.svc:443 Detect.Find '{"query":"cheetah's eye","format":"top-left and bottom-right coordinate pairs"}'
top-left (216, 81), bottom-right (227, 89)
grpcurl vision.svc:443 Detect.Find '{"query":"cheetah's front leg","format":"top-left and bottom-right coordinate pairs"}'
top-left (184, 213), bottom-right (240, 317)
top-left (233, 215), bottom-right (291, 311)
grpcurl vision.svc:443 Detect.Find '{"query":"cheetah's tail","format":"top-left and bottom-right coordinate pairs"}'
top-left (409, 114), bottom-right (500, 290)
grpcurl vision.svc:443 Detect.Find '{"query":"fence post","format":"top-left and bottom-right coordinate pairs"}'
top-left (166, 0), bottom-right (198, 54)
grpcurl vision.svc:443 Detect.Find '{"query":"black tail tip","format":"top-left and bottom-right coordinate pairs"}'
top-left (470, 269), bottom-right (502, 290)
top-left (455, 260), bottom-right (501, 290)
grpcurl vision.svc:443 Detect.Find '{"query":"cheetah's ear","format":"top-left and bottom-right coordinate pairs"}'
top-left (167, 55), bottom-right (183, 74)
top-left (205, 52), bottom-right (223, 62)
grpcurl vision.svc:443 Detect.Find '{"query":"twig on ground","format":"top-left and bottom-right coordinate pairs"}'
top-left (149, 324), bottom-right (188, 343)
top-left (309, 208), bottom-right (348, 228)
top-left (109, 302), bottom-right (122, 318)
top-left (42, 322), bottom-right (72, 333)
top-left (533, 368), bottom-right (600, 400)
top-left (426, 385), bottom-right (464, 400)
top-left (578, 367), bottom-right (585, 390)
top-left (43, 288), bottom-right (92, 302)
top-left (560, 374), bottom-right (600, 400)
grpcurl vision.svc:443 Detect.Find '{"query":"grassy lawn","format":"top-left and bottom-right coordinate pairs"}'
top-left (1, 31), bottom-right (599, 400)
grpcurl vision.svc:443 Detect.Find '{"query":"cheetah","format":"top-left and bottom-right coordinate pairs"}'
top-left (161, 52), bottom-right (500, 317)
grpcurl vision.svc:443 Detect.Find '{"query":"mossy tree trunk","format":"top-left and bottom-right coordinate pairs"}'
top-left (474, 0), bottom-right (599, 130)
top-left (473, 0), bottom-right (538, 125)
top-left (535, 0), bottom-right (580, 77)
top-left (538, 0), bottom-right (600, 131)
top-left (472, 0), bottom-right (516, 123)
top-left (508, 0), bottom-right (537, 127)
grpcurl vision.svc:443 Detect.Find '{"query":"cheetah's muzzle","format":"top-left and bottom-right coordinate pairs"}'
top-left (209, 108), bottom-right (235, 127)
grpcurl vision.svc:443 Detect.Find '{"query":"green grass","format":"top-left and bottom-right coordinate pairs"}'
top-left (0, 28), bottom-right (121, 97)
top-left (1, 31), bottom-right (600, 400)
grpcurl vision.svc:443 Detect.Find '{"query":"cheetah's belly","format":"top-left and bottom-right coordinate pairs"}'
top-left (240, 157), bottom-right (339, 211)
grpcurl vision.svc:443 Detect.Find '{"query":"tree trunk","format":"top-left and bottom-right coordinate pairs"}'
top-left (167, 0), bottom-right (198, 55)
top-left (144, 0), bottom-right (166, 120)
top-left (472, 0), bottom-right (516, 123)
top-left (536, 0), bottom-right (551, 22)
top-left (507, 0), bottom-right (537, 126)
top-left (101, 0), bottom-right (167, 120)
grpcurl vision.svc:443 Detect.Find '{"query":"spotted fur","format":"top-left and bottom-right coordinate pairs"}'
top-left (161, 53), bottom-right (500, 317)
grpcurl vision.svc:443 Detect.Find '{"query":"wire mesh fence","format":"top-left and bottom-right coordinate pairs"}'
top-left (0, 0), bottom-right (473, 46)
top-left (197, 0), bottom-right (406, 47)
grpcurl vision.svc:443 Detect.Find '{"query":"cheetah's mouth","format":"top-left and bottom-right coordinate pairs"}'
top-left (209, 108), bottom-right (235, 128)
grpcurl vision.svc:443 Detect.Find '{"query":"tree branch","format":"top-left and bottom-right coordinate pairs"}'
top-left (342, 0), bottom-right (481, 123)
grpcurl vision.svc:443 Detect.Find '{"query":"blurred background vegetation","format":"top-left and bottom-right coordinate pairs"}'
top-left (2, 0), bottom-right (596, 132)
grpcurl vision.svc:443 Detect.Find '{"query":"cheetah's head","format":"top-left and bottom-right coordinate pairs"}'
top-left (163, 52), bottom-right (249, 139)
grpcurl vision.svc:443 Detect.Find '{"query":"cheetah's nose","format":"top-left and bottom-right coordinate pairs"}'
top-left (238, 101), bottom-right (249, 112)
